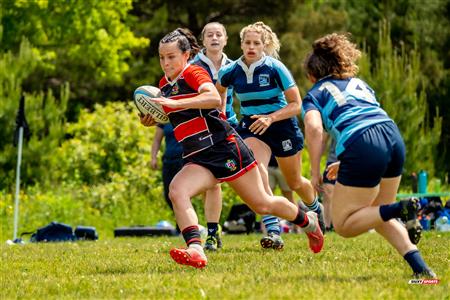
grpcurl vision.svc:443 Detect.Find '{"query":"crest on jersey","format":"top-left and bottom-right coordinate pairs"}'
top-left (282, 139), bottom-right (292, 151)
top-left (259, 74), bottom-right (270, 87)
top-left (225, 159), bottom-right (237, 171)
top-left (171, 83), bottom-right (179, 95)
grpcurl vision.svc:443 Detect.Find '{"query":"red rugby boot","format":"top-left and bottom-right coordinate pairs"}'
top-left (303, 211), bottom-right (324, 253)
top-left (169, 246), bottom-right (208, 269)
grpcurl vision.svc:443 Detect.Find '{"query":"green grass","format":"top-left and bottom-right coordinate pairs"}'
top-left (1, 231), bottom-right (449, 299)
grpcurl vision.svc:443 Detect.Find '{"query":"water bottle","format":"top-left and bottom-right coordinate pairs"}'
top-left (418, 170), bottom-right (428, 194)
top-left (435, 216), bottom-right (450, 232)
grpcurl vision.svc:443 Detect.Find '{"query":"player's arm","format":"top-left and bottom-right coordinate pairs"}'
top-left (150, 126), bottom-right (164, 170)
top-left (304, 109), bottom-right (324, 191)
top-left (173, 82), bottom-right (221, 109)
top-left (265, 86), bottom-right (302, 122)
top-left (215, 81), bottom-right (228, 113)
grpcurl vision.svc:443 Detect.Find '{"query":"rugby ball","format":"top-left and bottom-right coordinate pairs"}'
top-left (133, 85), bottom-right (169, 124)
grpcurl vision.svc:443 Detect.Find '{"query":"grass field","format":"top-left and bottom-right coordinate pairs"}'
top-left (1, 231), bottom-right (449, 299)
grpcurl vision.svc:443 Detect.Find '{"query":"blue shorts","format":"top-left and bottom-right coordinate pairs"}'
top-left (237, 116), bottom-right (304, 157)
top-left (337, 121), bottom-right (405, 187)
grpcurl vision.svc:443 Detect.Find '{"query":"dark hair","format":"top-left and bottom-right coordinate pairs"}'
top-left (304, 33), bottom-right (361, 80)
top-left (159, 28), bottom-right (201, 59)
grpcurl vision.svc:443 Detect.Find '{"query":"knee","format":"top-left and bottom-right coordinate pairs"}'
top-left (286, 177), bottom-right (303, 191)
top-left (333, 222), bottom-right (357, 238)
top-left (252, 205), bottom-right (271, 216)
top-left (168, 183), bottom-right (184, 205)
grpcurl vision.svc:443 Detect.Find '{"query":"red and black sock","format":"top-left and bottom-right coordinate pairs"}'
top-left (182, 225), bottom-right (202, 246)
top-left (291, 207), bottom-right (309, 228)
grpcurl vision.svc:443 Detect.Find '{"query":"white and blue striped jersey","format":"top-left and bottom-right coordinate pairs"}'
top-left (192, 50), bottom-right (238, 125)
top-left (218, 55), bottom-right (296, 116)
top-left (302, 76), bottom-right (392, 156)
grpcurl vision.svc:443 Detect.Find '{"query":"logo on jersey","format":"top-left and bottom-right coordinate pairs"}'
top-left (259, 74), bottom-right (270, 87)
top-left (282, 139), bottom-right (292, 152)
top-left (171, 83), bottom-right (179, 95)
top-left (225, 159), bottom-right (237, 171)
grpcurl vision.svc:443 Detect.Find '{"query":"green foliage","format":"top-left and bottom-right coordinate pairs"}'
top-left (359, 23), bottom-right (442, 178)
top-left (0, 39), bottom-right (69, 190)
top-left (0, 101), bottom-right (175, 237)
top-left (1, 233), bottom-right (449, 298)
top-left (1, 0), bottom-right (149, 100)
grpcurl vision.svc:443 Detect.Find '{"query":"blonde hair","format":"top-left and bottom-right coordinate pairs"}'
top-left (304, 33), bottom-right (361, 80)
top-left (240, 21), bottom-right (280, 59)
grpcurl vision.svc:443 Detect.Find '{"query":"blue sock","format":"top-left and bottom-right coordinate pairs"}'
top-left (403, 250), bottom-right (429, 273)
top-left (379, 202), bottom-right (402, 221)
top-left (306, 197), bottom-right (321, 214)
top-left (262, 215), bottom-right (281, 235)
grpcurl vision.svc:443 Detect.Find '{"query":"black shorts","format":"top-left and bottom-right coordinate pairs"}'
top-left (184, 134), bottom-right (257, 182)
top-left (237, 116), bottom-right (304, 157)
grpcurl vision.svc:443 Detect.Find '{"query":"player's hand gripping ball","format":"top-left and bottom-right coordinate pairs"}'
top-left (133, 85), bottom-right (169, 124)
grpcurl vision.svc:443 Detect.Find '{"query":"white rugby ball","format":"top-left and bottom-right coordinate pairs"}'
top-left (133, 85), bottom-right (169, 124)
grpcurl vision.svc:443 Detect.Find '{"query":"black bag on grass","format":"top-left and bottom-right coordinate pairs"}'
top-left (23, 221), bottom-right (98, 242)
top-left (29, 221), bottom-right (76, 242)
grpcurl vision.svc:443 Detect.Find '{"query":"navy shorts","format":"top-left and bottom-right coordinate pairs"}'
top-left (337, 121), bottom-right (405, 187)
top-left (184, 134), bottom-right (257, 182)
top-left (237, 116), bottom-right (304, 157)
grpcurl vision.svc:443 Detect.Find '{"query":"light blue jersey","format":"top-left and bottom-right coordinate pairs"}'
top-left (302, 76), bottom-right (392, 156)
top-left (192, 50), bottom-right (238, 125)
top-left (218, 55), bottom-right (296, 116)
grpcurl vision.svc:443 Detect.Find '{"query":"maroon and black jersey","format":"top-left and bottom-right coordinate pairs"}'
top-left (159, 64), bottom-right (234, 158)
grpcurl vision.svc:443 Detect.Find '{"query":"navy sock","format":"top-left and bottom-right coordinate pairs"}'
top-left (306, 197), bottom-right (321, 214)
top-left (181, 225), bottom-right (202, 246)
top-left (379, 202), bottom-right (402, 221)
top-left (291, 208), bottom-right (309, 228)
top-left (262, 215), bottom-right (281, 235)
top-left (404, 250), bottom-right (429, 273)
top-left (207, 222), bottom-right (218, 237)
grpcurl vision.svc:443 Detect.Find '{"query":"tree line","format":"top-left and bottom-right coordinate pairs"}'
top-left (1, 0), bottom-right (448, 192)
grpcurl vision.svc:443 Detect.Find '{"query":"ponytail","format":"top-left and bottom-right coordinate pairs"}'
top-left (160, 28), bottom-right (201, 59)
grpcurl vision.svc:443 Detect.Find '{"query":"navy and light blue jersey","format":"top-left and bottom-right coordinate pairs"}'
top-left (218, 55), bottom-right (296, 116)
top-left (302, 77), bottom-right (392, 156)
top-left (157, 123), bottom-right (183, 162)
top-left (192, 50), bottom-right (238, 125)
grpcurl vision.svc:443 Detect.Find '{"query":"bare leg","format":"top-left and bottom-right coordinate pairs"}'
top-left (331, 182), bottom-right (382, 237)
top-left (322, 183), bottom-right (334, 228)
top-left (372, 177), bottom-right (417, 255)
top-left (281, 190), bottom-right (296, 204)
top-left (169, 164), bottom-right (218, 230)
top-left (204, 184), bottom-right (222, 223)
top-left (227, 167), bottom-right (298, 221)
top-left (244, 137), bottom-right (273, 195)
top-left (277, 152), bottom-right (316, 205)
